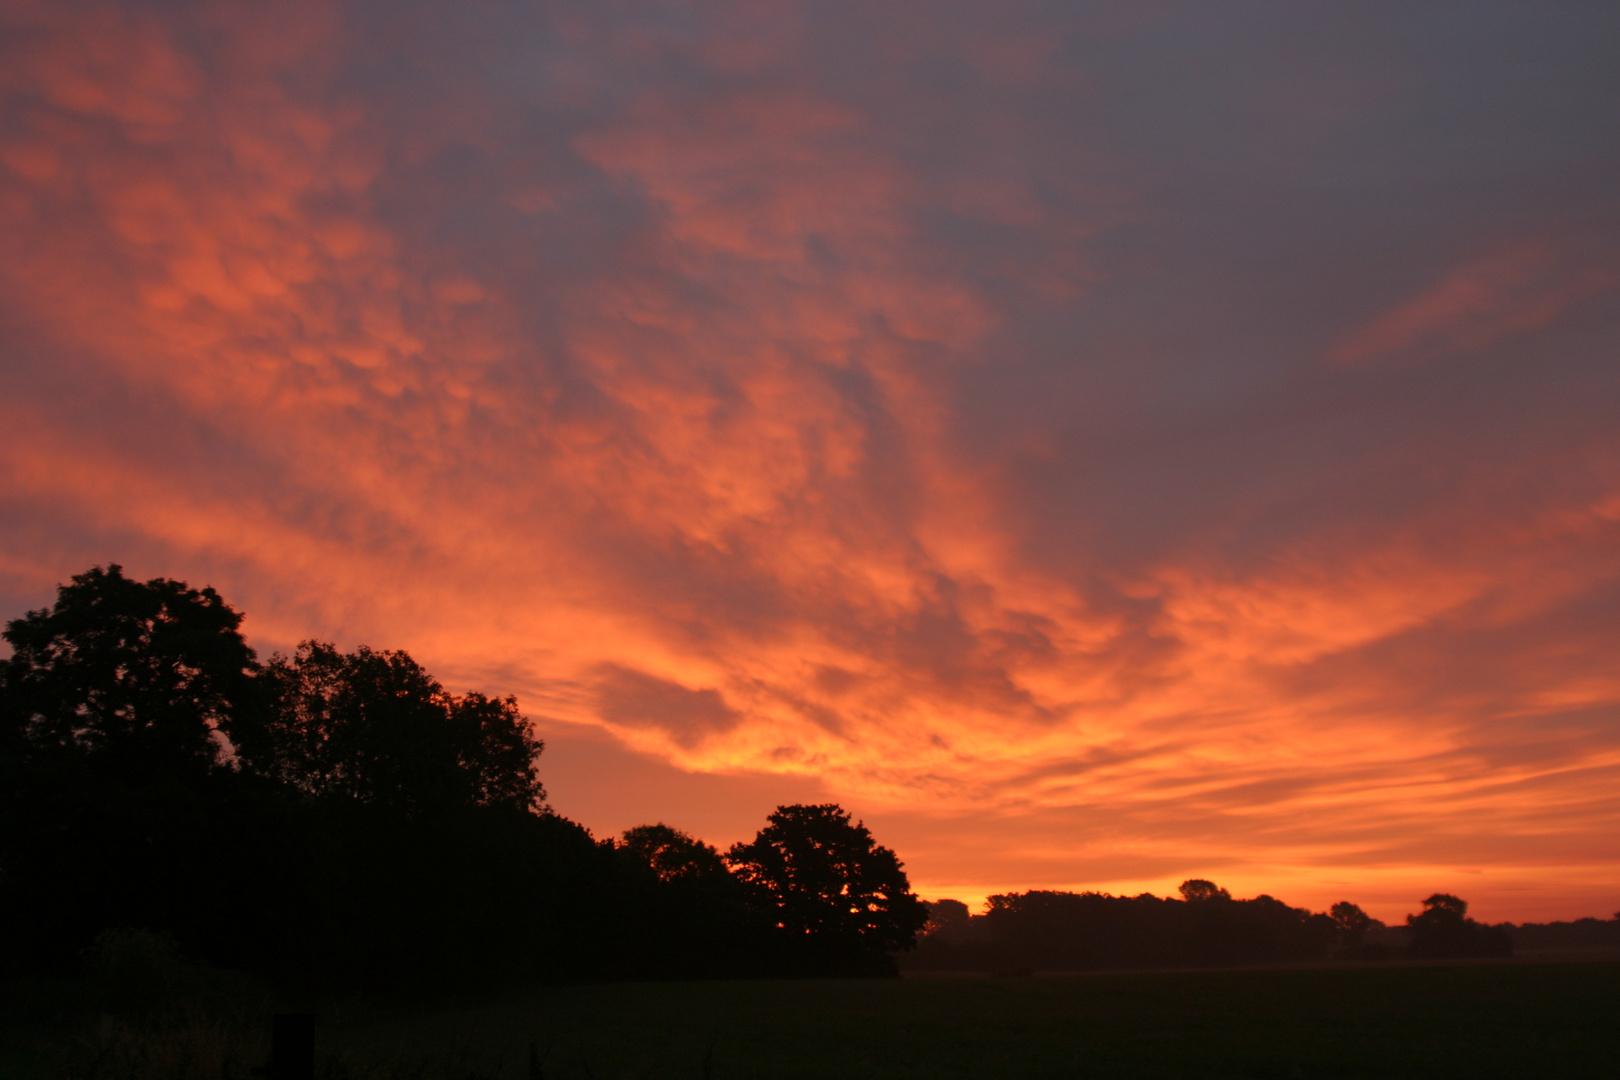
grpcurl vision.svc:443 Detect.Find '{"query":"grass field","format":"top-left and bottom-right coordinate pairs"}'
top-left (321, 962), bottom-right (1620, 1080)
top-left (10, 961), bottom-right (1618, 1079)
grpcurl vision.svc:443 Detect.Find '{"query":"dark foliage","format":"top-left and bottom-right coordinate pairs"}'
top-left (622, 823), bottom-right (730, 883)
top-left (0, 566), bottom-right (271, 975)
top-left (907, 883), bottom-right (1552, 973)
top-left (923, 897), bottom-right (972, 937)
top-left (1179, 878), bottom-right (1231, 902)
top-left (252, 641), bottom-right (545, 817)
top-left (1328, 900), bottom-right (1387, 959)
top-left (616, 824), bottom-right (779, 978)
top-left (1331, 901), bottom-right (1373, 945)
top-left (727, 803), bottom-right (929, 976)
top-left (908, 882), bottom-right (1340, 972)
top-left (1406, 894), bottom-right (1513, 960)
top-left (1502, 914), bottom-right (1620, 953)
top-left (1, 564), bottom-right (259, 779)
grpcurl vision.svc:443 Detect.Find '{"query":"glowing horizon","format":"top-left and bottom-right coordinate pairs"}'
top-left (2, 1), bottom-right (1618, 925)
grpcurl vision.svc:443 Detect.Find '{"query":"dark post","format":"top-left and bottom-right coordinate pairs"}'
top-left (269, 1013), bottom-right (316, 1080)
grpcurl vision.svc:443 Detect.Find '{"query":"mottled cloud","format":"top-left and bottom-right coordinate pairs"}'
top-left (2, 0), bottom-right (1618, 920)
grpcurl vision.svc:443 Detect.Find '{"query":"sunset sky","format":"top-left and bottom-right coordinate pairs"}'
top-left (2, 1), bottom-right (1618, 924)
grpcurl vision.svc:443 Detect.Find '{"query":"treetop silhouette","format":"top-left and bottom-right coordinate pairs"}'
top-left (1406, 891), bottom-right (1511, 959)
top-left (1179, 879), bottom-right (1231, 902)
top-left (1, 564), bottom-right (260, 779)
top-left (1330, 901), bottom-right (1374, 948)
top-left (726, 803), bottom-right (928, 974)
top-left (254, 640), bottom-right (545, 817)
top-left (622, 823), bottom-right (729, 883)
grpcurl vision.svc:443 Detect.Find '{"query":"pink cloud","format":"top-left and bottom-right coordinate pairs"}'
top-left (1326, 241), bottom-right (1616, 367)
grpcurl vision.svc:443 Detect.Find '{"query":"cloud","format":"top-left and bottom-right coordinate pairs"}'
top-left (595, 664), bottom-right (742, 750)
top-left (1, 0), bottom-right (1618, 919)
top-left (1325, 241), bottom-right (1617, 368)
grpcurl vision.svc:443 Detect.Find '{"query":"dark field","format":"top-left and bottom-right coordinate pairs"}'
top-left (8, 961), bottom-right (1617, 1079)
top-left (323, 962), bottom-right (1617, 1079)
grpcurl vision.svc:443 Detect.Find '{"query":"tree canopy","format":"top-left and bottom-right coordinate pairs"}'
top-left (1, 564), bottom-right (259, 778)
top-left (1406, 892), bottom-right (1512, 959)
top-left (1330, 901), bottom-right (1374, 947)
top-left (621, 823), bottom-right (729, 883)
top-left (251, 640), bottom-right (545, 817)
top-left (726, 803), bottom-right (928, 974)
top-left (1179, 879), bottom-right (1231, 902)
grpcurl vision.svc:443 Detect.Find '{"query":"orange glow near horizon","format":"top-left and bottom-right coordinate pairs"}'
top-left (2, 1), bottom-right (1618, 925)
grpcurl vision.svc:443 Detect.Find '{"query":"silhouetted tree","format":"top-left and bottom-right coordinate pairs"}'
top-left (924, 898), bottom-right (973, 937)
top-left (0, 564), bottom-right (260, 778)
top-left (622, 823), bottom-right (729, 883)
top-left (726, 803), bottom-right (928, 975)
top-left (0, 567), bottom-right (277, 973)
top-left (1406, 893), bottom-right (1512, 959)
top-left (615, 823), bottom-right (774, 978)
top-left (1423, 893), bottom-right (1467, 919)
top-left (1179, 879), bottom-right (1231, 902)
top-left (249, 641), bottom-right (544, 817)
top-left (1504, 914), bottom-right (1620, 953)
top-left (909, 886), bottom-right (1339, 973)
top-left (1331, 901), bottom-right (1374, 946)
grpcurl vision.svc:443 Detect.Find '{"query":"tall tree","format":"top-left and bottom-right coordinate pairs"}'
top-left (0, 564), bottom-right (260, 777)
top-left (726, 803), bottom-right (928, 975)
top-left (250, 641), bottom-right (545, 816)
top-left (0, 566), bottom-right (267, 973)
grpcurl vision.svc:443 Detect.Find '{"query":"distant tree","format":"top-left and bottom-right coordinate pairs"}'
top-left (0, 564), bottom-right (260, 777)
top-left (249, 641), bottom-right (544, 816)
top-left (1330, 901), bottom-right (1374, 946)
top-left (621, 823), bottom-right (729, 883)
top-left (726, 803), bottom-right (928, 975)
top-left (1179, 879), bottom-right (1231, 902)
top-left (1406, 893), bottom-right (1512, 959)
top-left (923, 898), bottom-right (973, 937)
top-left (1420, 893), bottom-right (1468, 920)
top-left (919, 886), bottom-right (1334, 974)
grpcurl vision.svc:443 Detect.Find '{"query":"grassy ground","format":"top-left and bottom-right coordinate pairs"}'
top-left (9, 961), bottom-right (1618, 1078)
top-left (324, 962), bottom-right (1620, 1080)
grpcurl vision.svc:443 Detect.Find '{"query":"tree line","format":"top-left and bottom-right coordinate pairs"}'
top-left (909, 880), bottom-right (1620, 974)
top-left (0, 566), bottom-right (927, 990)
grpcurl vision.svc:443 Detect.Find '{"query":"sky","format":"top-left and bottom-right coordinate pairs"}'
top-left (2, 0), bottom-right (1618, 924)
